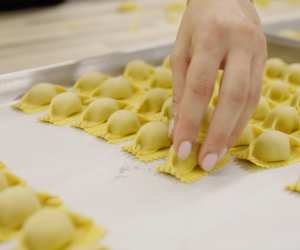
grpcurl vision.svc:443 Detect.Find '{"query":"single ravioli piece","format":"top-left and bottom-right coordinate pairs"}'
top-left (135, 88), bottom-right (172, 120)
top-left (231, 130), bottom-right (300, 168)
top-left (124, 60), bottom-right (155, 84)
top-left (263, 80), bottom-right (290, 103)
top-left (72, 98), bottom-right (120, 129)
top-left (0, 186), bottom-right (41, 241)
top-left (286, 178), bottom-right (300, 193)
top-left (17, 208), bottom-right (105, 250)
top-left (117, 0), bottom-right (140, 13)
top-left (87, 110), bottom-right (145, 143)
top-left (160, 97), bottom-right (172, 122)
top-left (285, 64), bottom-right (300, 89)
top-left (234, 124), bottom-right (258, 148)
top-left (251, 97), bottom-right (273, 122)
top-left (123, 121), bottom-right (172, 162)
top-left (156, 145), bottom-right (229, 183)
top-left (40, 92), bottom-right (83, 126)
top-left (150, 67), bottom-right (173, 89)
top-left (264, 58), bottom-right (288, 81)
top-left (13, 83), bottom-right (66, 113)
top-left (262, 105), bottom-right (300, 134)
top-left (73, 72), bottom-right (109, 97)
top-left (90, 76), bottom-right (138, 103)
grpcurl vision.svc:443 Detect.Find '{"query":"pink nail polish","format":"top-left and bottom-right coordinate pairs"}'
top-left (201, 153), bottom-right (218, 172)
top-left (178, 141), bottom-right (192, 160)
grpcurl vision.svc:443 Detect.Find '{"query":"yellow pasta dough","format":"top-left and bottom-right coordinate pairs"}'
top-left (91, 76), bottom-right (135, 101)
top-left (123, 121), bottom-right (172, 161)
top-left (124, 60), bottom-right (154, 83)
top-left (162, 56), bottom-right (171, 69)
top-left (286, 178), bottom-right (300, 193)
top-left (73, 98), bottom-right (120, 129)
top-left (150, 67), bottom-right (173, 89)
top-left (74, 72), bottom-right (109, 97)
top-left (285, 63), bottom-right (300, 89)
top-left (157, 145), bottom-right (229, 183)
top-left (40, 92), bottom-right (83, 126)
top-left (117, 1), bottom-right (140, 13)
top-left (135, 88), bottom-right (171, 120)
top-left (264, 58), bottom-right (287, 80)
top-left (22, 208), bottom-right (75, 250)
top-left (87, 110), bottom-right (144, 143)
top-left (234, 124), bottom-right (256, 147)
top-left (13, 83), bottom-right (66, 113)
top-left (18, 208), bottom-right (105, 250)
top-left (0, 172), bottom-right (8, 192)
top-left (0, 186), bottom-right (41, 239)
top-left (231, 130), bottom-right (300, 168)
top-left (262, 105), bottom-right (300, 134)
top-left (263, 80), bottom-right (290, 103)
top-left (160, 97), bottom-right (173, 121)
top-left (251, 97), bottom-right (272, 121)
top-left (290, 89), bottom-right (300, 111)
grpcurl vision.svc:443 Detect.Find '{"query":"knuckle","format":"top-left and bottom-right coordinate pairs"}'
top-left (226, 89), bottom-right (247, 107)
top-left (188, 81), bottom-right (212, 99)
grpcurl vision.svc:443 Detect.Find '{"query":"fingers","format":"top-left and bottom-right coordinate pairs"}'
top-left (173, 52), bottom-right (223, 160)
top-left (227, 53), bottom-right (265, 147)
top-left (198, 49), bottom-right (251, 171)
top-left (169, 12), bottom-right (192, 136)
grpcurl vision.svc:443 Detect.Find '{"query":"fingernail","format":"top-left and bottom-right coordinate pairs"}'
top-left (178, 141), bottom-right (192, 160)
top-left (220, 147), bottom-right (227, 159)
top-left (168, 119), bottom-right (174, 137)
top-left (201, 153), bottom-right (218, 172)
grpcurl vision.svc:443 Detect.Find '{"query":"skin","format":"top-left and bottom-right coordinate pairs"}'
top-left (170, 0), bottom-right (267, 171)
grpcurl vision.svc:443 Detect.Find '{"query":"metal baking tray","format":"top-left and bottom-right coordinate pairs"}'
top-left (264, 17), bottom-right (300, 63)
top-left (1, 44), bottom-right (300, 250)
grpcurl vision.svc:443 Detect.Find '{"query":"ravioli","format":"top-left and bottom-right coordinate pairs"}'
top-left (87, 110), bottom-right (144, 143)
top-left (136, 88), bottom-right (171, 120)
top-left (234, 124), bottom-right (256, 147)
top-left (290, 89), bottom-right (300, 111)
top-left (264, 58), bottom-right (287, 80)
top-left (231, 130), bottom-right (300, 168)
top-left (124, 60), bottom-right (154, 83)
top-left (73, 98), bottom-right (120, 129)
top-left (263, 105), bottom-right (300, 134)
top-left (123, 121), bottom-right (171, 161)
top-left (13, 83), bottom-right (66, 113)
top-left (263, 80), bottom-right (290, 103)
top-left (150, 67), bottom-right (172, 89)
top-left (40, 92), bottom-right (83, 125)
top-left (91, 77), bottom-right (134, 100)
top-left (160, 97), bottom-right (173, 121)
top-left (0, 172), bottom-right (8, 192)
top-left (285, 63), bottom-right (300, 88)
top-left (22, 208), bottom-right (75, 250)
top-left (18, 208), bottom-right (105, 250)
top-left (252, 97), bottom-right (272, 121)
top-left (74, 72), bottom-right (109, 96)
top-left (0, 186), bottom-right (41, 230)
top-left (157, 145), bottom-right (228, 183)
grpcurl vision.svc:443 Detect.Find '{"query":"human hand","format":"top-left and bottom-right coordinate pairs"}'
top-left (170, 0), bottom-right (267, 171)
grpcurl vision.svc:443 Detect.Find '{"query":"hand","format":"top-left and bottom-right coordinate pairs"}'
top-left (170, 0), bottom-right (267, 171)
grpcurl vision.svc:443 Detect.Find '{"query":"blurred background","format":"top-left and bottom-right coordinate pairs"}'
top-left (1, 0), bottom-right (300, 74)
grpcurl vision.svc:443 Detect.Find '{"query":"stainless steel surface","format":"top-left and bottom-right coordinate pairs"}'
top-left (264, 17), bottom-right (300, 63)
top-left (0, 44), bottom-right (172, 106)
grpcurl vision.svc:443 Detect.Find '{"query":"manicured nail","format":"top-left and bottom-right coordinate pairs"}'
top-left (220, 147), bottom-right (227, 159)
top-left (168, 119), bottom-right (174, 137)
top-left (201, 153), bottom-right (218, 172)
top-left (178, 141), bottom-right (192, 160)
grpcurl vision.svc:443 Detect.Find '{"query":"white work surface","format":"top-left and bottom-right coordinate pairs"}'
top-left (1, 106), bottom-right (300, 250)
